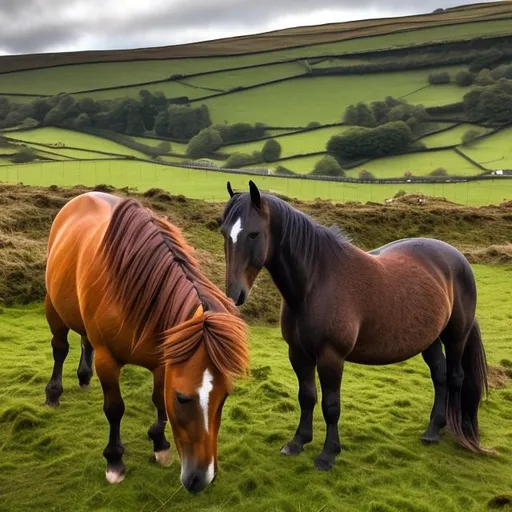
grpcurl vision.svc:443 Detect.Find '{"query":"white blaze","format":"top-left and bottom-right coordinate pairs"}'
top-left (198, 369), bottom-right (214, 433)
top-left (205, 459), bottom-right (215, 486)
top-left (230, 217), bottom-right (243, 244)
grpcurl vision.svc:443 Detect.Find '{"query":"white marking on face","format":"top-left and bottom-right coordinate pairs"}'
top-left (205, 459), bottom-right (215, 486)
top-left (230, 217), bottom-right (243, 244)
top-left (198, 369), bottom-right (214, 433)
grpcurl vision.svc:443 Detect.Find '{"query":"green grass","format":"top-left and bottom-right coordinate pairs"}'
top-left (361, 149), bottom-right (481, 178)
top-left (458, 127), bottom-right (512, 171)
top-left (183, 62), bottom-right (306, 91)
top-left (199, 68), bottom-right (466, 126)
top-left (1, 18), bottom-right (511, 97)
top-left (421, 124), bottom-right (492, 149)
top-left (246, 155), bottom-right (324, 175)
top-left (1, 160), bottom-right (511, 205)
top-left (6, 128), bottom-right (149, 160)
top-left (0, 264), bottom-right (511, 511)
top-left (132, 136), bottom-right (188, 155)
top-left (402, 82), bottom-right (473, 107)
top-left (225, 126), bottom-right (348, 159)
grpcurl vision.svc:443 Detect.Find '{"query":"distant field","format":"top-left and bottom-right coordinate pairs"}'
top-left (1, 160), bottom-right (510, 205)
top-left (247, 155), bottom-right (324, 175)
top-left (401, 82), bottom-right (473, 107)
top-left (362, 149), bottom-right (482, 178)
top-left (421, 124), bottom-right (492, 148)
top-left (458, 127), bottom-right (512, 171)
top-left (132, 135), bottom-right (188, 154)
top-left (6, 128), bottom-right (149, 160)
top-left (200, 69), bottom-right (455, 126)
top-left (182, 62), bottom-right (306, 91)
top-left (225, 126), bottom-right (348, 159)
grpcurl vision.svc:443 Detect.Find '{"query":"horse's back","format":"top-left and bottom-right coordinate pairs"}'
top-left (46, 192), bottom-right (121, 334)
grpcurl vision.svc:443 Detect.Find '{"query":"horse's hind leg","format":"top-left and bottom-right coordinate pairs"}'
top-left (421, 339), bottom-right (447, 444)
top-left (44, 294), bottom-right (70, 407)
top-left (77, 336), bottom-right (94, 388)
top-left (148, 366), bottom-right (171, 466)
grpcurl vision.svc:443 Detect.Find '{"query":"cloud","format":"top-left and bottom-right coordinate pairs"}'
top-left (0, 0), bottom-right (497, 55)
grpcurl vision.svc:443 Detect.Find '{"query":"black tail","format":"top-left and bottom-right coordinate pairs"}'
top-left (446, 321), bottom-right (490, 453)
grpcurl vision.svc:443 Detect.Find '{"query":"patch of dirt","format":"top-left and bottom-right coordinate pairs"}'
top-left (488, 365), bottom-right (511, 389)
top-left (463, 245), bottom-right (512, 265)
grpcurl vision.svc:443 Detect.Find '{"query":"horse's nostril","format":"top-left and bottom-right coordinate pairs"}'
top-left (236, 289), bottom-right (246, 306)
top-left (184, 472), bottom-right (205, 494)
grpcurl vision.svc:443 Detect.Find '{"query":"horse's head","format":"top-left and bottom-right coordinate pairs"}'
top-left (221, 180), bottom-right (270, 306)
top-left (164, 343), bottom-right (229, 493)
top-left (162, 310), bottom-right (248, 494)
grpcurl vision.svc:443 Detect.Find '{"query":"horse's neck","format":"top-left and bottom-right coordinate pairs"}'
top-left (265, 210), bottom-right (319, 309)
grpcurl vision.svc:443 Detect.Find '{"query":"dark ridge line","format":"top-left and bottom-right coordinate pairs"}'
top-left (0, 11), bottom-right (510, 75)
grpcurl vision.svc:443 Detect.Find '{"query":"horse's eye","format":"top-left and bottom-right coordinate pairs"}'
top-left (176, 392), bottom-right (193, 405)
top-left (248, 232), bottom-right (260, 240)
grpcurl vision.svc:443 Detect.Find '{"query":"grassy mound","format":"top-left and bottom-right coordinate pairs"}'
top-left (1, 184), bottom-right (512, 325)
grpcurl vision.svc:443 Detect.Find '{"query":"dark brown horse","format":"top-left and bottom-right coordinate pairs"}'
top-left (221, 180), bottom-right (490, 471)
top-left (45, 192), bottom-right (249, 492)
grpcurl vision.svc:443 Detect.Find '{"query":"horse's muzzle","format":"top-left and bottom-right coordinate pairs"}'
top-left (227, 283), bottom-right (247, 306)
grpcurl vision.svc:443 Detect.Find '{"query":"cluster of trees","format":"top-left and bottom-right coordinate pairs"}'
top-left (311, 156), bottom-right (344, 177)
top-left (454, 63), bottom-right (512, 88)
top-left (344, 97), bottom-right (430, 136)
top-left (327, 121), bottom-right (413, 161)
top-left (463, 79), bottom-right (512, 122)
top-left (222, 139), bottom-right (282, 168)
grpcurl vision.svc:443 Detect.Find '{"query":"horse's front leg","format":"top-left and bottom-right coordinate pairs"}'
top-left (315, 346), bottom-right (343, 471)
top-left (95, 348), bottom-right (126, 484)
top-left (148, 366), bottom-right (171, 466)
top-left (281, 345), bottom-right (317, 456)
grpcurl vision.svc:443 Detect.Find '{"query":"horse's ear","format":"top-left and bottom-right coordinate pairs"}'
top-left (249, 180), bottom-right (261, 210)
top-left (227, 181), bottom-right (234, 198)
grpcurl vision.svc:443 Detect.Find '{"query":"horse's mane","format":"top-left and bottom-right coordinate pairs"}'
top-left (99, 198), bottom-right (247, 377)
top-left (224, 193), bottom-right (350, 269)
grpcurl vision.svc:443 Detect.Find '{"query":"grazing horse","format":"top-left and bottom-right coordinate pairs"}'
top-left (44, 192), bottom-right (249, 492)
top-left (221, 180), bottom-right (489, 471)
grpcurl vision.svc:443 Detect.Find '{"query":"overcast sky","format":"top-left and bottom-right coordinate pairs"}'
top-left (0, 0), bottom-right (499, 56)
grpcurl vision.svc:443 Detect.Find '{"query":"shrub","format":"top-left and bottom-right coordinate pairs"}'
top-left (225, 152), bottom-right (255, 168)
top-left (186, 127), bottom-right (222, 158)
top-left (455, 70), bottom-right (475, 87)
top-left (462, 129), bottom-right (481, 146)
top-left (311, 155), bottom-right (344, 177)
top-left (156, 141), bottom-right (171, 154)
top-left (343, 102), bottom-right (376, 127)
top-left (358, 169), bottom-right (376, 180)
top-left (307, 121), bottom-right (322, 128)
top-left (20, 117), bottom-right (39, 129)
top-left (428, 72), bottom-right (450, 85)
top-left (214, 122), bottom-right (267, 143)
top-left (74, 113), bottom-right (91, 129)
top-left (262, 139), bottom-right (282, 162)
top-left (430, 168), bottom-right (448, 176)
top-left (10, 146), bottom-right (36, 163)
top-left (394, 189), bottom-right (407, 198)
top-left (468, 49), bottom-right (503, 73)
top-left (274, 165), bottom-right (295, 175)
top-left (475, 69), bottom-right (495, 86)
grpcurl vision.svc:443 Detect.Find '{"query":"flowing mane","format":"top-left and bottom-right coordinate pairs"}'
top-left (99, 198), bottom-right (248, 378)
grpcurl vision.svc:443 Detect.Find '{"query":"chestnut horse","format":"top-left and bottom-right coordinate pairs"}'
top-left (221, 180), bottom-right (489, 471)
top-left (44, 192), bottom-right (249, 492)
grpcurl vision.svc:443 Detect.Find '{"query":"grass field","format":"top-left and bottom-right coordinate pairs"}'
top-left (224, 126), bottom-right (348, 159)
top-left (362, 149), bottom-right (481, 178)
top-left (199, 68), bottom-right (470, 126)
top-left (132, 136), bottom-right (188, 155)
top-left (458, 127), bottom-right (512, 171)
top-left (1, 160), bottom-right (511, 206)
top-left (0, 264), bottom-right (511, 512)
top-left (6, 128), bottom-right (149, 160)
top-left (421, 124), bottom-right (492, 149)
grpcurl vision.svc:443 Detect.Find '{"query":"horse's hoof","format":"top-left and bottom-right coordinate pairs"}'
top-left (154, 449), bottom-right (172, 466)
top-left (314, 454), bottom-right (336, 471)
top-left (44, 400), bottom-right (59, 407)
top-left (421, 431), bottom-right (441, 445)
top-left (80, 383), bottom-right (90, 389)
top-left (106, 464), bottom-right (125, 484)
top-left (281, 441), bottom-right (303, 456)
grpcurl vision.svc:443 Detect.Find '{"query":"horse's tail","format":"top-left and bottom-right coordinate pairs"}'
top-left (445, 320), bottom-right (490, 453)
top-left (160, 311), bottom-right (250, 380)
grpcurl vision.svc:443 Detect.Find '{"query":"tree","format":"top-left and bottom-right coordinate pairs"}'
top-left (225, 152), bottom-right (254, 168)
top-left (11, 146), bottom-right (36, 163)
top-left (343, 105), bottom-right (358, 125)
top-left (186, 127), bottom-right (222, 158)
top-left (462, 129), bottom-right (481, 146)
top-left (371, 101), bottom-right (389, 124)
top-left (475, 68), bottom-right (495, 86)
top-left (262, 139), bottom-right (282, 162)
top-left (3, 110), bottom-right (24, 127)
top-left (468, 49), bottom-right (503, 73)
top-left (358, 169), bottom-right (376, 180)
top-left (356, 102), bottom-right (377, 127)
top-left (78, 97), bottom-right (99, 116)
top-left (156, 141), bottom-right (171, 154)
top-left (455, 71), bottom-right (474, 87)
top-left (74, 113), bottom-right (91, 129)
top-left (43, 106), bottom-right (67, 126)
top-left (154, 109), bottom-right (169, 137)
top-left (430, 168), bottom-right (448, 176)
top-left (428, 72), bottom-right (450, 85)
top-left (311, 155), bottom-right (344, 177)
